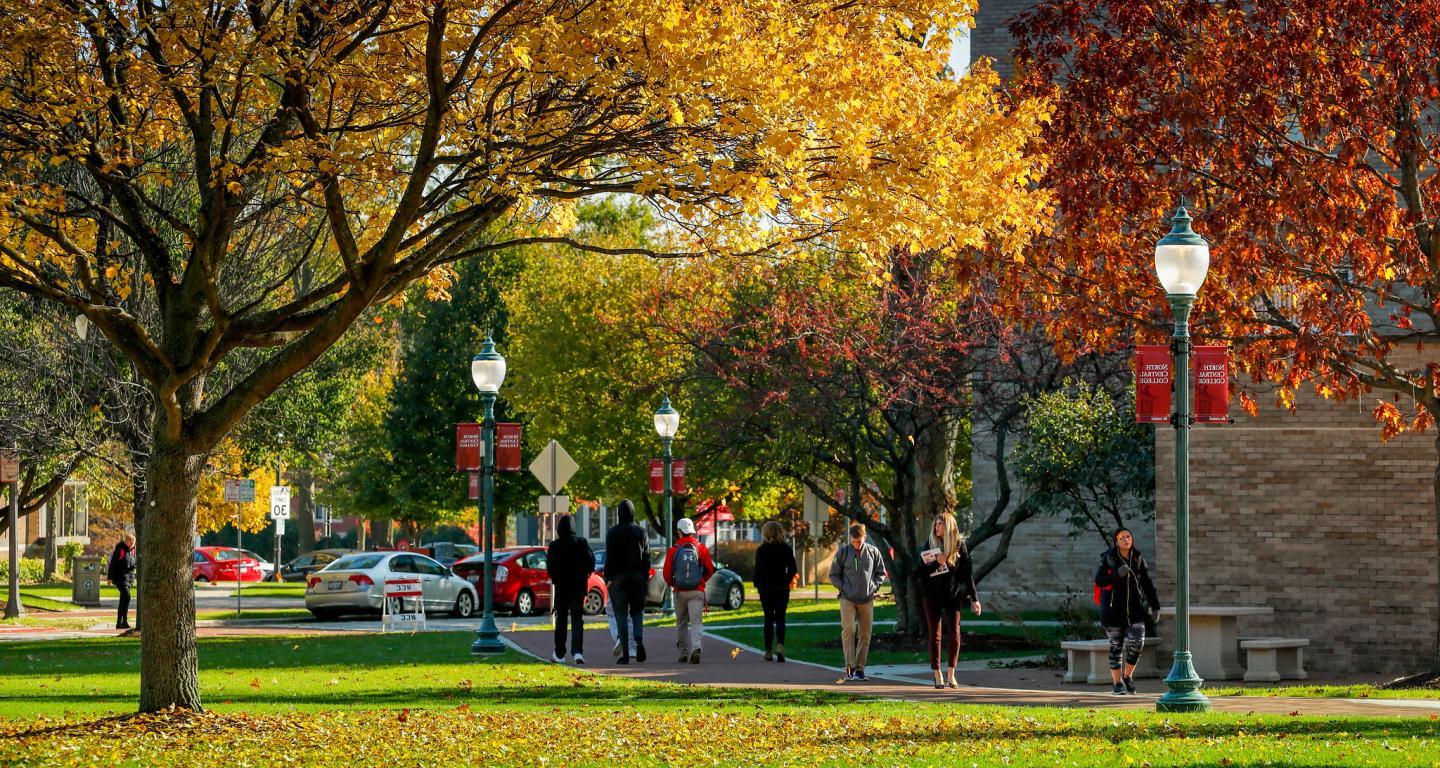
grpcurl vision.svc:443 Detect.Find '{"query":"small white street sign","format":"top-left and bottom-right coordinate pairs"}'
top-left (539, 495), bottom-right (570, 515)
top-left (269, 486), bottom-right (291, 519)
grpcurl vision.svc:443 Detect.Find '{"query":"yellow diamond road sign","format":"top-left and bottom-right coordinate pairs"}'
top-left (528, 440), bottom-right (577, 496)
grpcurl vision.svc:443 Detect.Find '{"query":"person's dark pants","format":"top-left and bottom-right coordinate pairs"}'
top-left (759, 587), bottom-right (790, 650)
top-left (553, 591), bottom-right (585, 658)
top-left (922, 596), bottom-right (961, 670)
top-left (115, 581), bottom-right (132, 629)
top-left (609, 575), bottom-right (646, 654)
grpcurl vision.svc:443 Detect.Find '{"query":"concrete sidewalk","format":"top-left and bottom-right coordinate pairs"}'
top-left (503, 624), bottom-right (1440, 718)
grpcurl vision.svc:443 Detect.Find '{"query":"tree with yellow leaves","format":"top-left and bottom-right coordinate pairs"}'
top-left (0, 0), bottom-right (1046, 711)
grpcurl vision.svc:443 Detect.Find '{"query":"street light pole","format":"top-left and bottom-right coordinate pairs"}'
top-left (471, 336), bottom-right (507, 655)
top-left (654, 396), bottom-right (680, 617)
top-left (1153, 197), bottom-right (1212, 713)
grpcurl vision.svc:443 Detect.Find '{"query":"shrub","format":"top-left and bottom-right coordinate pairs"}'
top-left (0, 557), bottom-right (47, 584)
top-left (715, 540), bottom-right (759, 580)
top-left (58, 542), bottom-right (85, 576)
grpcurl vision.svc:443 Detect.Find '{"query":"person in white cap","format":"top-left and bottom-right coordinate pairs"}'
top-left (663, 517), bottom-right (715, 663)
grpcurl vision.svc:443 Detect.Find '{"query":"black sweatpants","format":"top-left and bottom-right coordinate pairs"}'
top-left (759, 587), bottom-right (790, 650)
top-left (553, 591), bottom-right (585, 658)
top-left (115, 581), bottom-right (132, 629)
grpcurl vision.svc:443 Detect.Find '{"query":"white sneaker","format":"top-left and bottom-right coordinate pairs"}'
top-left (550, 652), bottom-right (565, 663)
top-left (572, 653), bottom-right (585, 665)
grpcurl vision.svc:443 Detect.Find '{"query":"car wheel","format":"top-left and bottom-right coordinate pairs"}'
top-left (725, 583), bottom-right (744, 610)
top-left (583, 588), bottom-right (604, 616)
top-left (452, 590), bottom-right (477, 618)
top-left (195, 576), bottom-right (209, 583)
top-left (310, 609), bottom-right (338, 622)
top-left (515, 588), bottom-right (536, 616)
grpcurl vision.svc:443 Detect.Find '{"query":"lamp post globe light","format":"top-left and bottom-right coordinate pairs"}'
top-left (470, 335), bottom-right (507, 655)
top-left (1154, 197), bottom-right (1212, 713)
top-left (654, 396), bottom-right (680, 616)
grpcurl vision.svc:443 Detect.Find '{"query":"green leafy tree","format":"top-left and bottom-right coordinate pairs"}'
top-left (1012, 380), bottom-right (1155, 546)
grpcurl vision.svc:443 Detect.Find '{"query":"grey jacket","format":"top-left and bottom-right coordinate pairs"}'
top-left (829, 542), bottom-right (887, 603)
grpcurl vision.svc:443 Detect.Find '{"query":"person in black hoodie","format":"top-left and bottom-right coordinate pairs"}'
top-left (107, 532), bottom-right (137, 630)
top-left (1094, 527), bottom-right (1160, 695)
top-left (919, 512), bottom-right (980, 689)
top-left (603, 499), bottom-right (649, 664)
top-left (753, 521), bottom-right (798, 662)
top-left (546, 515), bottom-right (595, 664)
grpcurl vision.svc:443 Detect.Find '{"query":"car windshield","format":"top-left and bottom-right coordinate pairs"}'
top-left (328, 554), bottom-right (385, 571)
top-left (240, 550), bottom-right (268, 563)
top-left (210, 549), bottom-right (244, 561)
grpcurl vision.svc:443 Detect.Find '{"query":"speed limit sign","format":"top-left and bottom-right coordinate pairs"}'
top-left (269, 486), bottom-right (291, 519)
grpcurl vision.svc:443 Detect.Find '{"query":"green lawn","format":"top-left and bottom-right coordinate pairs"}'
top-left (17, 582), bottom-right (121, 601)
top-left (1, 615), bottom-right (105, 631)
top-left (1209, 683), bottom-right (1440, 701)
top-left (1, 633), bottom-right (1438, 767)
top-left (225, 581), bottom-right (307, 599)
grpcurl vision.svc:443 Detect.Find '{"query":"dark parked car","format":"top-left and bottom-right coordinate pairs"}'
top-left (278, 549), bottom-right (357, 582)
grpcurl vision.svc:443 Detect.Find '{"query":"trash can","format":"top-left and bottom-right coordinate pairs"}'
top-left (72, 556), bottom-right (102, 606)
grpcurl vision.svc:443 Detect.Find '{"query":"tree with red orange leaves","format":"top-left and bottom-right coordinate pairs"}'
top-left (1011, 0), bottom-right (1440, 646)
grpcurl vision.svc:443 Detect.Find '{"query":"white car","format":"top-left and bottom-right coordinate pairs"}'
top-left (304, 551), bottom-right (479, 621)
top-left (237, 549), bottom-right (276, 582)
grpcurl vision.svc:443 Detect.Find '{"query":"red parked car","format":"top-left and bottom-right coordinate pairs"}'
top-left (451, 546), bottom-right (607, 616)
top-left (193, 547), bottom-right (265, 583)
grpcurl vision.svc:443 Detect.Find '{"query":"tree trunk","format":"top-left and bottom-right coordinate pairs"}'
top-left (131, 469), bottom-right (147, 632)
top-left (296, 467), bottom-right (316, 555)
top-left (137, 441), bottom-right (204, 712)
top-left (355, 517), bottom-right (367, 550)
top-left (43, 502), bottom-right (56, 579)
top-left (495, 510), bottom-right (509, 548)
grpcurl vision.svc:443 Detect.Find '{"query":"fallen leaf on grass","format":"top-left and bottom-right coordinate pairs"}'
top-left (248, 678), bottom-right (260, 690)
top-left (730, 647), bottom-right (741, 659)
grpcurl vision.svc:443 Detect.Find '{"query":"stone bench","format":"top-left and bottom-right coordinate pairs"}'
top-left (1061, 637), bottom-right (1162, 684)
top-left (1241, 638), bottom-right (1308, 682)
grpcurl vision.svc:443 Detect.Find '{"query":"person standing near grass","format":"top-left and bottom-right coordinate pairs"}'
top-left (753, 521), bottom-right (798, 663)
top-left (604, 499), bottom-right (648, 665)
top-left (920, 512), bottom-right (981, 689)
top-left (663, 517), bottom-right (715, 664)
top-left (106, 531), bottom-right (136, 631)
top-left (546, 515), bottom-right (596, 664)
top-left (1094, 527), bottom-right (1159, 695)
top-left (829, 523), bottom-right (886, 681)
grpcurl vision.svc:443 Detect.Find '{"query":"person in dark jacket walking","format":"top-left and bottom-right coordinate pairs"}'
top-left (546, 515), bottom-right (596, 664)
top-left (753, 521), bottom-right (798, 662)
top-left (603, 499), bottom-right (649, 664)
top-left (919, 512), bottom-right (981, 689)
top-left (1094, 527), bottom-right (1160, 695)
top-left (107, 532), bottom-right (137, 630)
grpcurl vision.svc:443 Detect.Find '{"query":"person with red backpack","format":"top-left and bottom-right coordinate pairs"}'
top-left (663, 517), bottom-right (715, 664)
top-left (1094, 527), bottom-right (1160, 695)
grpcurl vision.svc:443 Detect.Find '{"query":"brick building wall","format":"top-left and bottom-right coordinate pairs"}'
top-left (972, 0), bottom-right (1042, 80)
top-left (1154, 370), bottom-right (1439, 673)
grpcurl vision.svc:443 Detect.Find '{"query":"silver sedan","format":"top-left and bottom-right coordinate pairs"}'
top-left (304, 551), bottom-right (479, 621)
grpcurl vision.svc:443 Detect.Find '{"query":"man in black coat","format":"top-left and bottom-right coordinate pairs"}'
top-left (546, 514), bottom-right (595, 664)
top-left (603, 499), bottom-right (649, 664)
top-left (107, 532), bottom-right (136, 630)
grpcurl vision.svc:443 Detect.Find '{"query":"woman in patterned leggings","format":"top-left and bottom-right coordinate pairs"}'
top-left (1094, 528), bottom-right (1160, 695)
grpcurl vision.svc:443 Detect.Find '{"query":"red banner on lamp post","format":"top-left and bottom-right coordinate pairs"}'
top-left (456, 423), bottom-right (481, 471)
top-left (1135, 345), bottom-right (1173, 423)
top-left (649, 459), bottom-right (686, 493)
top-left (496, 423), bottom-right (522, 472)
top-left (1193, 345), bottom-right (1230, 423)
top-left (456, 422), bottom-right (523, 471)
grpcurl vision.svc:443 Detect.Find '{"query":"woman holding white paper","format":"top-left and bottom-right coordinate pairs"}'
top-left (920, 512), bottom-right (981, 689)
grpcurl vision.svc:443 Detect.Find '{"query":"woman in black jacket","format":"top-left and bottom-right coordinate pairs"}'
top-left (920, 512), bottom-right (981, 689)
top-left (753, 521), bottom-right (798, 662)
top-left (1094, 527), bottom-right (1160, 695)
